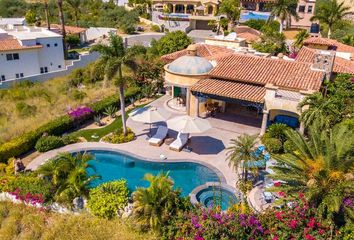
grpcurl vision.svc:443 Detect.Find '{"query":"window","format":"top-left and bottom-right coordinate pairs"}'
top-left (46, 44), bottom-right (50, 47)
top-left (6, 54), bottom-right (13, 61)
top-left (54, 43), bottom-right (58, 47)
top-left (1, 75), bottom-right (5, 81)
top-left (308, 5), bottom-right (313, 13)
top-left (298, 5), bottom-right (305, 12)
top-left (58, 65), bottom-right (62, 69)
top-left (20, 73), bottom-right (24, 78)
top-left (6, 53), bottom-right (19, 61)
top-left (40, 67), bottom-right (44, 74)
top-left (44, 67), bottom-right (48, 73)
top-left (15, 73), bottom-right (19, 79)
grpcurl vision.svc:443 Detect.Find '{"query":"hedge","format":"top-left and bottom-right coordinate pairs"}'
top-left (0, 87), bottom-right (140, 162)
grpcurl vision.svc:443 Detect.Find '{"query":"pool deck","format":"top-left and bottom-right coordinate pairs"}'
top-left (27, 95), bottom-right (261, 188)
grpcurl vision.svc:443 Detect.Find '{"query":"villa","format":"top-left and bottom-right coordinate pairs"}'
top-left (50, 24), bottom-right (88, 45)
top-left (0, 26), bottom-right (65, 82)
top-left (161, 43), bottom-right (332, 135)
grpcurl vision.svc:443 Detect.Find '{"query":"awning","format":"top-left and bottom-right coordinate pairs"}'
top-left (191, 78), bottom-right (265, 103)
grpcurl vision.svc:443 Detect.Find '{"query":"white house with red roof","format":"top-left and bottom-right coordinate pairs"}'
top-left (0, 26), bottom-right (65, 82)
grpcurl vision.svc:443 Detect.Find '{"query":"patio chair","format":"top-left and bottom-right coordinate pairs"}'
top-left (148, 126), bottom-right (168, 146)
top-left (169, 132), bottom-right (189, 151)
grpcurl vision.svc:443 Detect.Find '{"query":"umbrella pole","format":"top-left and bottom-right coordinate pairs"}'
top-left (149, 123), bottom-right (151, 137)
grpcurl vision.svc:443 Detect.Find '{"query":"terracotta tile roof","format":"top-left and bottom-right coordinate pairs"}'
top-left (234, 26), bottom-right (260, 42)
top-left (191, 78), bottom-right (266, 103)
top-left (304, 37), bottom-right (354, 54)
top-left (0, 38), bottom-right (42, 51)
top-left (161, 44), bottom-right (234, 62)
top-left (209, 54), bottom-right (325, 91)
top-left (237, 32), bottom-right (260, 42)
top-left (296, 46), bottom-right (354, 74)
top-left (50, 24), bottom-right (87, 34)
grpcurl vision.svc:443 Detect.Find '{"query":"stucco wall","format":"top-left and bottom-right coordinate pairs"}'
top-left (164, 67), bottom-right (206, 87)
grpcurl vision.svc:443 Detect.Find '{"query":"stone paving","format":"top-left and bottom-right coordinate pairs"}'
top-left (27, 95), bottom-right (261, 188)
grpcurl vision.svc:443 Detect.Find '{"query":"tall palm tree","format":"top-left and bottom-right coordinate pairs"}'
top-left (37, 152), bottom-right (99, 206)
top-left (132, 172), bottom-right (182, 232)
top-left (310, 0), bottom-right (353, 39)
top-left (226, 134), bottom-right (259, 182)
top-left (66, 0), bottom-right (82, 27)
top-left (269, 0), bottom-right (299, 32)
top-left (270, 121), bottom-right (354, 223)
top-left (57, 0), bottom-right (67, 58)
top-left (26, 0), bottom-right (51, 29)
top-left (219, 0), bottom-right (241, 30)
top-left (90, 34), bottom-right (142, 135)
top-left (293, 29), bottom-right (309, 49)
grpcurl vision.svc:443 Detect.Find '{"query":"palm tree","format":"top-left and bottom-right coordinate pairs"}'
top-left (26, 0), bottom-right (51, 29)
top-left (56, 0), bottom-right (67, 58)
top-left (270, 121), bottom-right (354, 223)
top-left (132, 172), bottom-right (182, 232)
top-left (299, 92), bottom-right (337, 128)
top-left (66, 0), bottom-right (82, 27)
top-left (293, 29), bottom-right (309, 49)
top-left (269, 0), bottom-right (299, 32)
top-left (37, 152), bottom-right (99, 206)
top-left (310, 0), bottom-right (353, 39)
top-left (226, 134), bottom-right (259, 182)
top-left (90, 34), bottom-right (142, 135)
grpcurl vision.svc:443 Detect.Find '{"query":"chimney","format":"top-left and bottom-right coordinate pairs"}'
top-left (186, 44), bottom-right (197, 56)
top-left (311, 50), bottom-right (335, 81)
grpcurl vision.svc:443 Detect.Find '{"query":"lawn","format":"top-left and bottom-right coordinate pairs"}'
top-left (0, 201), bottom-right (156, 240)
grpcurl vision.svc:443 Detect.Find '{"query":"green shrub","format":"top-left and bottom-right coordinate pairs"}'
top-left (87, 180), bottom-right (129, 219)
top-left (283, 139), bottom-right (297, 154)
top-left (102, 128), bottom-right (135, 144)
top-left (262, 137), bottom-right (282, 154)
top-left (151, 25), bottom-right (160, 32)
top-left (264, 123), bottom-right (290, 143)
top-left (69, 89), bottom-right (87, 100)
top-left (16, 102), bottom-right (37, 117)
top-left (0, 174), bottom-right (53, 202)
top-left (35, 136), bottom-right (65, 152)
top-left (61, 135), bottom-right (78, 145)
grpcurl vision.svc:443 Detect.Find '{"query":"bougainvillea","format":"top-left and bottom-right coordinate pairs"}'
top-left (9, 188), bottom-right (45, 207)
top-left (68, 106), bottom-right (93, 120)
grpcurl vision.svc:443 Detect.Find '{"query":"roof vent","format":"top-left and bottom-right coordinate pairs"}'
top-left (311, 50), bottom-right (335, 81)
top-left (186, 44), bottom-right (197, 56)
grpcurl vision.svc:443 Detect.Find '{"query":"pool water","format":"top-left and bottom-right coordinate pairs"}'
top-left (196, 186), bottom-right (239, 211)
top-left (87, 151), bottom-right (220, 196)
top-left (240, 11), bottom-right (270, 21)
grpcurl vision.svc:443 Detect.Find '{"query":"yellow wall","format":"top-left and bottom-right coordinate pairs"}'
top-left (205, 39), bottom-right (246, 48)
top-left (164, 68), bottom-right (205, 87)
top-left (307, 44), bottom-right (329, 50)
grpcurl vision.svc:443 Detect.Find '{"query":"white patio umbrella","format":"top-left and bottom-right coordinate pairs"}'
top-left (166, 115), bottom-right (211, 134)
top-left (129, 106), bottom-right (171, 135)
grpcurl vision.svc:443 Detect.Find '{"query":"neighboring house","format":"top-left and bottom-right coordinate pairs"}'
top-left (296, 37), bottom-right (354, 75)
top-left (0, 26), bottom-right (65, 82)
top-left (0, 17), bottom-right (26, 29)
top-left (291, 0), bottom-right (317, 31)
top-left (50, 24), bottom-right (88, 44)
top-left (161, 42), bottom-right (331, 135)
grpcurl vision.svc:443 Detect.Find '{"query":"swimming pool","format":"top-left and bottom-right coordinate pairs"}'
top-left (87, 150), bottom-right (221, 196)
top-left (240, 11), bottom-right (270, 22)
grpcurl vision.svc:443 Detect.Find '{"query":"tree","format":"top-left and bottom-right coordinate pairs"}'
top-left (219, 0), bottom-right (241, 29)
top-left (270, 121), bottom-right (354, 225)
top-left (57, 0), bottom-right (67, 58)
top-left (132, 172), bottom-right (185, 232)
top-left (90, 34), bottom-right (141, 135)
top-left (252, 27), bottom-right (287, 55)
top-left (65, 0), bottom-right (82, 27)
top-left (342, 34), bottom-right (354, 46)
top-left (311, 0), bottom-right (353, 38)
top-left (269, 0), bottom-right (299, 32)
top-left (0, 0), bottom-right (28, 17)
top-left (36, 152), bottom-right (99, 206)
top-left (293, 29), bottom-right (309, 49)
top-left (26, 0), bottom-right (51, 29)
top-left (151, 31), bottom-right (192, 56)
top-left (226, 134), bottom-right (259, 182)
top-left (25, 10), bottom-right (38, 25)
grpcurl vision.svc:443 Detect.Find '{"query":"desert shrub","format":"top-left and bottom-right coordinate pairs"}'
top-left (16, 102), bottom-right (37, 117)
top-left (35, 136), bottom-right (65, 152)
top-left (262, 137), bottom-right (282, 154)
top-left (69, 89), bottom-right (87, 100)
top-left (283, 139), bottom-right (297, 154)
top-left (151, 25), bottom-right (160, 32)
top-left (87, 180), bottom-right (129, 219)
top-left (102, 128), bottom-right (135, 144)
top-left (0, 174), bottom-right (52, 202)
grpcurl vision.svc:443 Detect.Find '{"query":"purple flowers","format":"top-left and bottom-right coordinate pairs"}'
top-left (9, 188), bottom-right (45, 207)
top-left (343, 197), bottom-right (353, 208)
top-left (68, 106), bottom-right (93, 120)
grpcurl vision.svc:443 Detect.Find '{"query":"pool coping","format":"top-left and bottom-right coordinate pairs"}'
top-left (29, 144), bottom-right (227, 184)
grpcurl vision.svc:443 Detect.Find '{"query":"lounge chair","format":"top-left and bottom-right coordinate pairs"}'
top-left (224, 32), bottom-right (237, 41)
top-left (169, 132), bottom-right (189, 151)
top-left (148, 126), bottom-right (168, 146)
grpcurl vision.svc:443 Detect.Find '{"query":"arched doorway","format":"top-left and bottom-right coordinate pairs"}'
top-left (207, 5), bottom-right (213, 15)
top-left (268, 109), bottom-right (300, 129)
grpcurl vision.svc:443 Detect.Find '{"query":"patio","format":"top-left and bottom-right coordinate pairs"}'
top-left (27, 95), bottom-right (261, 190)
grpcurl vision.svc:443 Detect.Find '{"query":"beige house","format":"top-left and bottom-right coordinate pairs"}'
top-left (162, 43), bottom-right (330, 134)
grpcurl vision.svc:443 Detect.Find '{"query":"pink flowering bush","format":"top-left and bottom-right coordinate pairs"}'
top-left (68, 106), bottom-right (93, 121)
top-left (9, 188), bottom-right (45, 207)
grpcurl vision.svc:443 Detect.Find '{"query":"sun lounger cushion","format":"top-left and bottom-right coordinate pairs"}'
top-left (169, 132), bottom-right (189, 151)
top-left (149, 126), bottom-right (168, 146)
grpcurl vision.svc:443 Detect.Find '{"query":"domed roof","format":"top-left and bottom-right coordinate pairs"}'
top-left (168, 55), bottom-right (214, 75)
